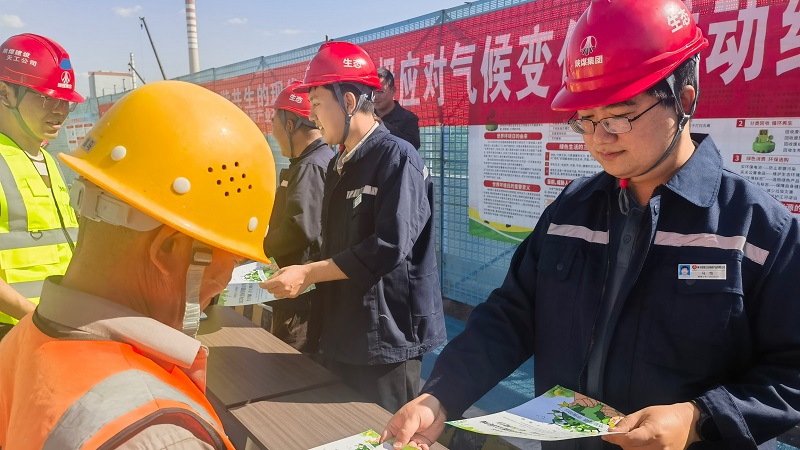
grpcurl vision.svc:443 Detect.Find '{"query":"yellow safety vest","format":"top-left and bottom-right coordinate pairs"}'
top-left (0, 134), bottom-right (78, 325)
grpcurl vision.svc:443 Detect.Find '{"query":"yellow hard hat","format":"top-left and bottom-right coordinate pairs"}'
top-left (59, 80), bottom-right (275, 263)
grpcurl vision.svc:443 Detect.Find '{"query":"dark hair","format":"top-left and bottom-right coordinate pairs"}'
top-left (281, 110), bottom-right (316, 133)
top-left (321, 83), bottom-right (375, 115)
top-left (644, 54), bottom-right (700, 107)
top-left (377, 67), bottom-right (395, 89)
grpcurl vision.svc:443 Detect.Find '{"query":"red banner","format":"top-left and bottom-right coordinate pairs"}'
top-left (197, 0), bottom-right (798, 132)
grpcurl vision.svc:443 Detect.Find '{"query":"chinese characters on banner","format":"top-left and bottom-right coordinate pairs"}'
top-left (95, 0), bottom-right (799, 242)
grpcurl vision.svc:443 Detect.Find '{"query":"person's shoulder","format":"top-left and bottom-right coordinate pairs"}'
top-left (300, 143), bottom-right (335, 168)
top-left (372, 129), bottom-right (425, 171)
top-left (396, 102), bottom-right (419, 121)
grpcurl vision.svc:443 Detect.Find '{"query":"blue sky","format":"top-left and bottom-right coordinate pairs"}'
top-left (0, 0), bottom-right (468, 97)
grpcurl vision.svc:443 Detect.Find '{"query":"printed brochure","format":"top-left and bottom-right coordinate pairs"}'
top-left (309, 429), bottom-right (417, 450)
top-left (218, 260), bottom-right (315, 307)
top-left (447, 385), bottom-right (624, 441)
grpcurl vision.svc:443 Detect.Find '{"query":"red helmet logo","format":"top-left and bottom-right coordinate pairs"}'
top-left (61, 71), bottom-right (71, 84)
top-left (580, 36), bottom-right (597, 56)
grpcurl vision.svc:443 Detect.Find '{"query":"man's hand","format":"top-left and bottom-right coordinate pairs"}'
top-left (381, 394), bottom-right (447, 450)
top-left (602, 401), bottom-right (701, 450)
top-left (260, 265), bottom-right (312, 298)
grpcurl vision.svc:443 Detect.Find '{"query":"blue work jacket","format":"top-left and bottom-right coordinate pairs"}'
top-left (319, 124), bottom-right (446, 365)
top-left (424, 134), bottom-right (800, 449)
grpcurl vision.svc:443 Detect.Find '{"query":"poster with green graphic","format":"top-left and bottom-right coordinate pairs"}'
top-left (447, 385), bottom-right (624, 441)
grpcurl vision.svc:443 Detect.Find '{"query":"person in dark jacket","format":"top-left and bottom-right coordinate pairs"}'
top-left (262, 42), bottom-right (446, 413)
top-left (382, 1), bottom-right (800, 449)
top-left (374, 68), bottom-right (420, 150)
top-left (263, 82), bottom-right (333, 353)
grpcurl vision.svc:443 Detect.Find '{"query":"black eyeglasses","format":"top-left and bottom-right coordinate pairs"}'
top-left (567, 101), bottom-right (662, 135)
top-left (29, 92), bottom-right (78, 112)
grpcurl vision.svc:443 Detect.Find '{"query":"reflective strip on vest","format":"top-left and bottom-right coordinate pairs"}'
top-left (43, 369), bottom-right (219, 449)
top-left (0, 227), bottom-right (78, 249)
top-left (8, 279), bottom-right (44, 299)
top-left (0, 152), bottom-right (29, 232)
top-left (654, 231), bottom-right (769, 265)
top-left (547, 223), bottom-right (609, 244)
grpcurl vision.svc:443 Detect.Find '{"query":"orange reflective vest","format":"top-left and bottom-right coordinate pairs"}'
top-left (0, 314), bottom-right (235, 449)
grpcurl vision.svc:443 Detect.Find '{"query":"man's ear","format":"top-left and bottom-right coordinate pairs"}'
top-left (149, 226), bottom-right (193, 276)
top-left (0, 82), bottom-right (14, 107)
top-left (343, 91), bottom-right (358, 115)
top-left (679, 85), bottom-right (697, 115)
top-left (284, 117), bottom-right (296, 133)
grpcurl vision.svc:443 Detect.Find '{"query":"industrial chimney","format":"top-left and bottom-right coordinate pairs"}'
top-left (185, 0), bottom-right (200, 73)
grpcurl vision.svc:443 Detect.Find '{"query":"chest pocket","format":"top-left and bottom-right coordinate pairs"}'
top-left (535, 242), bottom-right (581, 331)
top-left (645, 249), bottom-right (745, 377)
top-left (348, 186), bottom-right (377, 240)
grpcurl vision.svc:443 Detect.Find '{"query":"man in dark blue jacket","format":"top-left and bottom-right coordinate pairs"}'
top-left (263, 42), bottom-right (446, 413)
top-left (374, 68), bottom-right (421, 150)
top-left (263, 82), bottom-right (333, 353)
top-left (382, 0), bottom-right (800, 449)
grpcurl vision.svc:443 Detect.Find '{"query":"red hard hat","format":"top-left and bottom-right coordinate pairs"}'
top-left (0, 33), bottom-right (84, 103)
top-left (551, 0), bottom-right (708, 111)
top-left (272, 81), bottom-right (311, 118)
top-left (297, 41), bottom-right (381, 93)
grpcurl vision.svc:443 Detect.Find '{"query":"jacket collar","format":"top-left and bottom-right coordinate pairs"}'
top-left (338, 122), bottom-right (390, 169)
top-left (577, 133), bottom-right (720, 208)
top-left (289, 137), bottom-right (328, 165)
top-left (37, 277), bottom-right (205, 371)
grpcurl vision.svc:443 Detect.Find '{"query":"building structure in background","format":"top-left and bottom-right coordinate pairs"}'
top-left (88, 71), bottom-right (134, 98)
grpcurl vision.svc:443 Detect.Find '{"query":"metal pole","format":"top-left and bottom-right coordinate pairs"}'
top-left (185, 0), bottom-right (200, 73)
top-left (129, 53), bottom-right (138, 89)
top-left (139, 16), bottom-right (167, 80)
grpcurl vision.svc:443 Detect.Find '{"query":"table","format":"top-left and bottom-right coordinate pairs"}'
top-left (198, 305), bottom-right (340, 408)
top-left (231, 383), bottom-right (447, 450)
top-left (199, 305), bottom-right (447, 449)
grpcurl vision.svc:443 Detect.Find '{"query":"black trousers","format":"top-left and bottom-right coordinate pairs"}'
top-left (269, 290), bottom-right (322, 353)
top-left (323, 356), bottom-right (423, 413)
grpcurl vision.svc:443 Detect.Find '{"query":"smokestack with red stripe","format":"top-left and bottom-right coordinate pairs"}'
top-left (185, 0), bottom-right (200, 73)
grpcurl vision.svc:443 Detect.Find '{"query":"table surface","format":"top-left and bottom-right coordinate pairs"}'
top-left (198, 305), bottom-right (340, 408)
top-left (231, 382), bottom-right (447, 450)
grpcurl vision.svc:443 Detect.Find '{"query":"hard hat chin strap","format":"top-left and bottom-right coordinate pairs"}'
top-left (183, 242), bottom-right (212, 338)
top-left (332, 83), bottom-right (370, 149)
top-left (618, 55), bottom-right (700, 215)
top-left (4, 86), bottom-right (44, 143)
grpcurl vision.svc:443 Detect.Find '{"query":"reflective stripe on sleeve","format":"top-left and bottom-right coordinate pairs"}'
top-left (44, 369), bottom-right (218, 449)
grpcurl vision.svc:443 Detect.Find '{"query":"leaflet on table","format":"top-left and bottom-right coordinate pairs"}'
top-left (218, 260), bottom-right (315, 307)
top-left (447, 385), bottom-right (624, 441)
top-left (309, 429), bottom-right (417, 450)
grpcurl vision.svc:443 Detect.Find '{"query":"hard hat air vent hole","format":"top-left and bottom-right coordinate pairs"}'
top-left (229, 177), bottom-right (234, 182)
top-left (224, 192), bottom-right (230, 197)
top-left (216, 180), bottom-right (222, 185)
top-left (234, 161), bottom-right (240, 167)
top-left (222, 164), bottom-right (227, 170)
top-left (248, 185), bottom-right (252, 189)
top-left (242, 174), bottom-right (246, 179)
top-left (237, 188), bottom-right (241, 193)
top-left (207, 167), bottom-right (213, 173)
